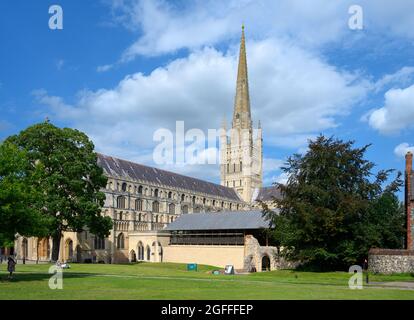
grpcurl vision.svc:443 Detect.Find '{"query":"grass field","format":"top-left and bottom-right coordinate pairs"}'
top-left (1, 262), bottom-right (414, 300)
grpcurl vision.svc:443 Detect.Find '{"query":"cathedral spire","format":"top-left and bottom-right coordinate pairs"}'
top-left (232, 25), bottom-right (252, 130)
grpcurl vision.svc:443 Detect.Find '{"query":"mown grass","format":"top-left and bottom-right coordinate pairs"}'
top-left (0, 263), bottom-right (413, 300)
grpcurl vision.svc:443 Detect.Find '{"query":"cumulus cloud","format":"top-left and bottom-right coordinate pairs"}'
top-left (104, 0), bottom-right (414, 63)
top-left (37, 40), bottom-right (367, 144)
top-left (109, 0), bottom-right (349, 60)
top-left (394, 143), bottom-right (414, 158)
top-left (367, 84), bottom-right (414, 134)
top-left (36, 37), bottom-right (368, 182)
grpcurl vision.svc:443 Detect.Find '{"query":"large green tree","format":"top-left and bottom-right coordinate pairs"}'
top-left (6, 121), bottom-right (112, 261)
top-left (0, 142), bottom-right (48, 245)
top-left (263, 135), bottom-right (405, 270)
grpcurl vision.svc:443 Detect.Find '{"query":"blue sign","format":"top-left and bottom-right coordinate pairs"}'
top-left (187, 263), bottom-right (198, 271)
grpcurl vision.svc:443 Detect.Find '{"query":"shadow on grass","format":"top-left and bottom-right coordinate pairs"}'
top-left (0, 271), bottom-right (94, 283)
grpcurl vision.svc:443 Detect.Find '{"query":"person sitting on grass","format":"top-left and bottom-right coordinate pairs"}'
top-left (7, 256), bottom-right (16, 280)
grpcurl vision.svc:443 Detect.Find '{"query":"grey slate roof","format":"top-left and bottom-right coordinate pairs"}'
top-left (254, 185), bottom-right (283, 202)
top-left (165, 210), bottom-right (272, 231)
top-left (97, 153), bottom-right (241, 201)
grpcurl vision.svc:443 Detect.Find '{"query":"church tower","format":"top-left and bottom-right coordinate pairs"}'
top-left (220, 26), bottom-right (263, 203)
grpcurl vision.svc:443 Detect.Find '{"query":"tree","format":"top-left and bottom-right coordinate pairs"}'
top-left (263, 135), bottom-right (404, 270)
top-left (6, 121), bottom-right (112, 261)
top-left (0, 142), bottom-right (48, 246)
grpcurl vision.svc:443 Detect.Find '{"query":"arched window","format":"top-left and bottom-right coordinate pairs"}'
top-left (154, 189), bottom-right (159, 198)
top-left (230, 203), bottom-right (233, 210)
top-left (116, 196), bottom-right (126, 209)
top-left (117, 233), bottom-right (125, 249)
top-left (168, 203), bottom-right (175, 214)
top-left (227, 163), bottom-right (229, 173)
top-left (181, 194), bottom-right (185, 202)
top-left (137, 242), bottom-right (144, 260)
top-left (138, 186), bottom-right (143, 194)
top-left (22, 238), bottom-right (28, 259)
top-left (212, 200), bottom-right (216, 207)
top-left (121, 183), bottom-right (127, 192)
top-left (65, 239), bottom-right (73, 261)
top-left (94, 236), bottom-right (105, 250)
top-left (240, 161), bottom-right (242, 172)
top-left (135, 199), bottom-right (143, 211)
top-left (221, 201), bottom-right (224, 208)
top-left (152, 201), bottom-right (160, 213)
top-left (182, 205), bottom-right (188, 214)
top-left (203, 198), bottom-right (206, 205)
top-left (158, 242), bottom-right (163, 262)
top-left (146, 246), bottom-right (151, 261)
top-left (192, 196), bottom-right (196, 205)
top-left (168, 191), bottom-right (172, 199)
top-left (130, 250), bottom-right (136, 262)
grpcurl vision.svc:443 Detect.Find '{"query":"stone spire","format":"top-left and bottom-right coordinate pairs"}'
top-left (232, 25), bottom-right (252, 130)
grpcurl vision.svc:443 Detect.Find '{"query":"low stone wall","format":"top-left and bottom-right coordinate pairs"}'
top-left (368, 248), bottom-right (414, 274)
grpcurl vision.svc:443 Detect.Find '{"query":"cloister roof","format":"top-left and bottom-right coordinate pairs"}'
top-left (165, 210), bottom-right (274, 231)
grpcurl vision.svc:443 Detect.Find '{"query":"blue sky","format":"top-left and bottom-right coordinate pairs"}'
top-left (1, 0), bottom-right (414, 196)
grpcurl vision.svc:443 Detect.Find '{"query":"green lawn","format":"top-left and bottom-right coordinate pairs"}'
top-left (1, 262), bottom-right (414, 300)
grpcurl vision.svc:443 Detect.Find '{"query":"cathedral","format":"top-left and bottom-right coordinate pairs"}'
top-left (12, 27), bottom-right (283, 271)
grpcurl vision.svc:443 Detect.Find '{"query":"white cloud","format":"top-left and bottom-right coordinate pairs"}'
top-left (263, 172), bottom-right (289, 186)
top-left (105, 0), bottom-right (414, 62)
top-left (367, 84), bottom-right (414, 134)
top-left (37, 39), bottom-right (367, 149)
top-left (263, 158), bottom-right (284, 174)
top-left (97, 64), bottom-right (114, 73)
top-left (109, 0), bottom-right (349, 60)
top-left (394, 143), bottom-right (414, 158)
top-left (373, 67), bottom-right (414, 93)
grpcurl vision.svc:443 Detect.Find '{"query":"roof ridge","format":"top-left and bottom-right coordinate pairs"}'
top-left (97, 153), bottom-right (242, 200)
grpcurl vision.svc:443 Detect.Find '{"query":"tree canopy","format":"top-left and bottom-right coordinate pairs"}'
top-left (6, 121), bottom-right (112, 261)
top-left (263, 135), bottom-right (405, 270)
top-left (0, 142), bottom-right (48, 245)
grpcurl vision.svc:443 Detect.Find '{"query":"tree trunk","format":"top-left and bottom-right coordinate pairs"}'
top-left (51, 233), bottom-right (62, 262)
